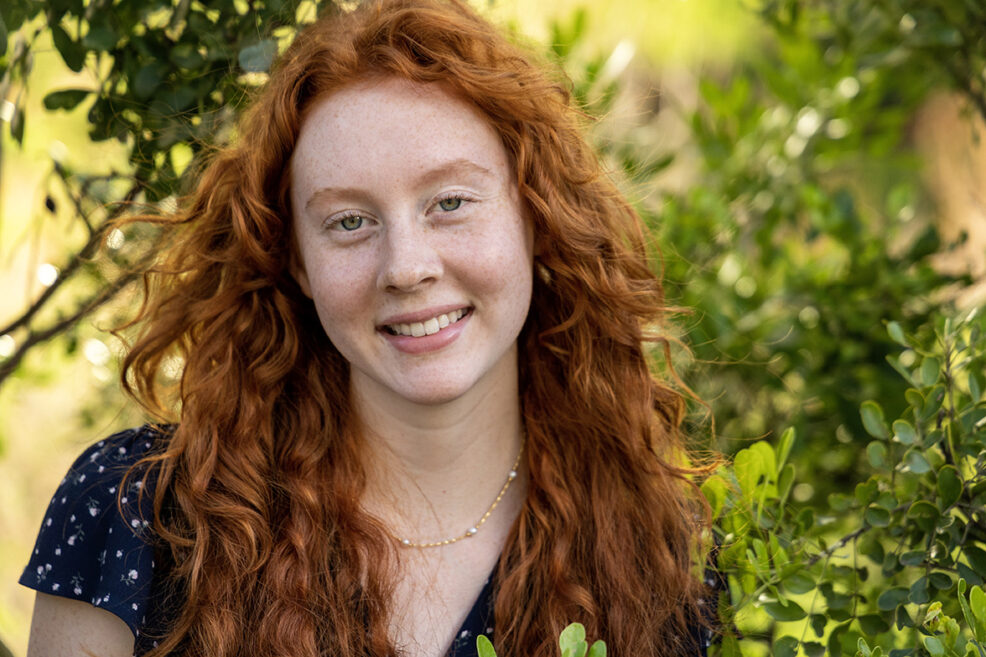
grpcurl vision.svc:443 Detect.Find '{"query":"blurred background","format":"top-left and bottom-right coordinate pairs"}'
top-left (1, 0), bottom-right (984, 654)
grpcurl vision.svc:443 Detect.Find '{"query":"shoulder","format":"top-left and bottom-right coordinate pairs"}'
top-left (63, 424), bottom-right (170, 479)
top-left (19, 424), bottom-right (173, 640)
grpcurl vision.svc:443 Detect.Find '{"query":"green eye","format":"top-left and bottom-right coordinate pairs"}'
top-left (339, 215), bottom-right (363, 231)
top-left (438, 197), bottom-right (462, 211)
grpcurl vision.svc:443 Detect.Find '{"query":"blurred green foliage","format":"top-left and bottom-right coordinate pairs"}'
top-left (707, 313), bottom-right (986, 657)
top-left (2, 0), bottom-right (985, 656)
top-left (655, 0), bottom-right (981, 474)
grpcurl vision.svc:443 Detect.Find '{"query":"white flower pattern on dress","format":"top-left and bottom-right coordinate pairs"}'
top-left (19, 427), bottom-right (164, 656)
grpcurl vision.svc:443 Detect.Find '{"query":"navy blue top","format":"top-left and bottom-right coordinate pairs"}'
top-left (21, 426), bottom-right (710, 656)
top-left (20, 426), bottom-right (494, 655)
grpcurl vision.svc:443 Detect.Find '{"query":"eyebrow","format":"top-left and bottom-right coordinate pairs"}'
top-left (304, 158), bottom-right (497, 211)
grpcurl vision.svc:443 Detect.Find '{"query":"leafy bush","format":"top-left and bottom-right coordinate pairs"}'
top-left (648, 1), bottom-right (981, 486)
top-left (707, 311), bottom-right (986, 656)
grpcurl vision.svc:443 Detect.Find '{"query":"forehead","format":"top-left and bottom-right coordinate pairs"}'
top-left (290, 77), bottom-right (511, 194)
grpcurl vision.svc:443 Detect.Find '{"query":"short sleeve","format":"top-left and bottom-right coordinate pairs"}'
top-left (19, 425), bottom-right (166, 639)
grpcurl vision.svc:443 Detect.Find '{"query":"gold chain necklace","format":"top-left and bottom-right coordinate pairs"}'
top-left (396, 438), bottom-right (525, 549)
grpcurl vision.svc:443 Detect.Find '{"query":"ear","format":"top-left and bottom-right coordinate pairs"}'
top-left (288, 242), bottom-right (313, 299)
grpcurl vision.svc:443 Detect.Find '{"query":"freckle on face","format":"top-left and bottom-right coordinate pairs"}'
top-left (289, 77), bottom-right (534, 407)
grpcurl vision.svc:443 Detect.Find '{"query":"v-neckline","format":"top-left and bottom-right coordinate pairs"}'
top-left (444, 567), bottom-right (496, 657)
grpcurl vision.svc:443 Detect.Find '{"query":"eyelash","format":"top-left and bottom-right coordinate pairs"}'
top-left (322, 192), bottom-right (474, 231)
top-left (433, 192), bottom-right (472, 212)
top-left (325, 210), bottom-right (369, 232)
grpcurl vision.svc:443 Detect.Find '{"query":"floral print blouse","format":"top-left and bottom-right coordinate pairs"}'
top-left (21, 425), bottom-right (712, 656)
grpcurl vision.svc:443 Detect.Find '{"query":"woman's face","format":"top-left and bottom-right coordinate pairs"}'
top-left (289, 77), bottom-right (534, 407)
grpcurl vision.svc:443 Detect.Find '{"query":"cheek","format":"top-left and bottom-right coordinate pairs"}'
top-left (302, 258), bottom-right (375, 334)
top-left (461, 221), bottom-right (534, 308)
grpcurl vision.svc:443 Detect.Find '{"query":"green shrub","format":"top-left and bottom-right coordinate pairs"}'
top-left (709, 311), bottom-right (986, 656)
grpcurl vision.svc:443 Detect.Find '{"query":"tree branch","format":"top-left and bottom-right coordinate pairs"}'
top-left (0, 181), bottom-right (141, 337)
top-left (0, 262), bottom-right (147, 388)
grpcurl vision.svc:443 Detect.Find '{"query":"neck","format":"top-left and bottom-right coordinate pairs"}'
top-left (352, 357), bottom-right (525, 545)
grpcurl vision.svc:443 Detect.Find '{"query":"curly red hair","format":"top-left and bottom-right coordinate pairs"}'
top-left (119, 1), bottom-right (713, 655)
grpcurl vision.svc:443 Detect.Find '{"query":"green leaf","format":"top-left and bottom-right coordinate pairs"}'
top-left (82, 25), bottom-right (118, 51)
top-left (859, 536), bottom-right (885, 565)
top-left (796, 508), bottom-right (815, 534)
top-left (958, 580), bottom-right (978, 638)
top-left (803, 642), bottom-right (824, 657)
top-left (855, 480), bottom-right (878, 505)
top-left (43, 89), bottom-right (91, 111)
top-left (476, 635), bottom-right (496, 657)
top-left (763, 599), bottom-right (807, 621)
top-left (968, 370), bottom-right (984, 402)
top-left (778, 463), bottom-right (795, 504)
top-left (887, 321), bottom-right (907, 345)
top-left (964, 547), bottom-right (986, 577)
top-left (586, 640), bottom-right (606, 657)
top-left (0, 13), bottom-right (7, 57)
top-left (877, 587), bottom-right (909, 611)
top-left (958, 563), bottom-right (984, 587)
top-left (909, 576), bottom-right (931, 604)
top-left (895, 605), bottom-right (915, 629)
top-left (829, 493), bottom-right (853, 513)
top-left (905, 389), bottom-right (925, 413)
top-left (733, 447), bottom-right (760, 498)
top-left (892, 419), bottom-right (916, 445)
top-left (865, 504), bottom-right (891, 527)
top-left (875, 491), bottom-right (897, 511)
top-left (170, 143), bottom-right (194, 176)
top-left (701, 475), bottom-right (729, 519)
top-left (924, 636), bottom-right (944, 657)
top-left (810, 613), bottom-right (827, 637)
top-left (866, 441), bottom-right (888, 469)
top-left (920, 356), bottom-right (941, 386)
top-left (10, 103), bottom-right (24, 144)
top-left (904, 451), bottom-right (932, 475)
top-left (776, 427), bottom-right (795, 471)
top-left (929, 572), bottom-right (953, 591)
top-left (752, 441), bottom-right (777, 482)
top-left (861, 401), bottom-right (890, 439)
top-left (559, 623), bottom-right (587, 657)
top-left (828, 623), bottom-right (849, 655)
top-left (774, 635), bottom-right (798, 657)
top-left (783, 571), bottom-right (815, 594)
top-left (970, 586), bottom-right (986, 627)
top-left (170, 43), bottom-right (205, 69)
top-left (822, 585), bottom-right (853, 610)
top-left (239, 39), bottom-right (277, 72)
top-left (51, 24), bottom-right (86, 72)
top-left (907, 500), bottom-right (940, 532)
top-left (857, 614), bottom-right (889, 636)
top-left (899, 550), bottom-right (925, 566)
top-left (936, 465), bottom-right (962, 509)
top-left (134, 62), bottom-right (169, 99)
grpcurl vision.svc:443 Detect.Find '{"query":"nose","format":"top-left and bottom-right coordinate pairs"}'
top-left (377, 219), bottom-right (443, 293)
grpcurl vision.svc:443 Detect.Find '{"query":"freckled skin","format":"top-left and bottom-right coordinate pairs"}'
top-left (289, 77), bottom-right (534, 409)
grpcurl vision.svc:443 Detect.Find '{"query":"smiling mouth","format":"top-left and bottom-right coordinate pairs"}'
top-left (383, 308), bottom-right (470, 337)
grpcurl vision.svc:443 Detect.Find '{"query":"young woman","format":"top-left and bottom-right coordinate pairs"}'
top-left (21, 1), bottom-right (714, 655)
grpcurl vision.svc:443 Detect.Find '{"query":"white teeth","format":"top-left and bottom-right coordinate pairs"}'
top-left (387, 309), bottom-right (466, 337)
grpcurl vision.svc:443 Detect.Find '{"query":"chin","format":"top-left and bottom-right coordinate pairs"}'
top-left (399, 386), bottom-right (471, 407)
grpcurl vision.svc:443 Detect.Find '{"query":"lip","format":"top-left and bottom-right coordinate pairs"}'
top-left (379, 307), bottom-right (472, 355)
top-left (378, 304), bottom-right (472, 327)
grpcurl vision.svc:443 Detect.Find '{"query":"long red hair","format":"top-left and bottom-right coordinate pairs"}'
top-left (119, 1), bottom-right (712, 655)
